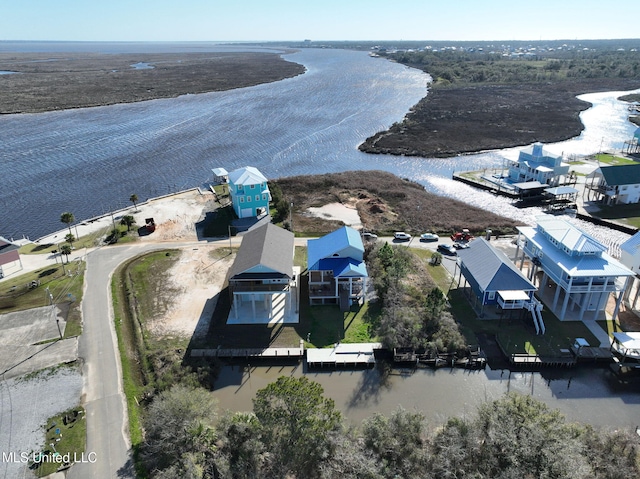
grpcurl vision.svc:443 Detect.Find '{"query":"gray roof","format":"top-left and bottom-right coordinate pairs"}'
top-left (457, 239), bottom-right (536, 292)
top-left (229, 223), bottom-right (294, 279)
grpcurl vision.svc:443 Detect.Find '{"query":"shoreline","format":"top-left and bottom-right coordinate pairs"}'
top-left (359, 79), bottom-right (640, 158)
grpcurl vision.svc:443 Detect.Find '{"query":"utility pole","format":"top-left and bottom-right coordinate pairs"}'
top-left (289, 202), bottom-right (293, 233)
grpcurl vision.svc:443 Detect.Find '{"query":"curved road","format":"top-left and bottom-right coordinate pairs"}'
top-left (66, 234), bottom-right (462, 478)
top-left (68, 241), bottom-right (199, 478)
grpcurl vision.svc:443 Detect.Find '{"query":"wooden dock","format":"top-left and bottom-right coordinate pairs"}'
top-left (510, 352), bottom-right (577, 368)
top-left (306, 343), bottom-right (381, 368)
top-left (191, 344), bottom-right (304, 359)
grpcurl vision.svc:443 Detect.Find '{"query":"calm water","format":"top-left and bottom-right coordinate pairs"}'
top-left (213, 362), bottom-right (640, 428)
top-left (2, 42), bottom-right (640, 427)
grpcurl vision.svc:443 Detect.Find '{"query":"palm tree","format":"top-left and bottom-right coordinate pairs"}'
top-left (65, 233), bottom-right (75, 246)
top-left (60, 212), bottom-right (75, 235)
top-left (120, 215), bottom-right (136, 232)
top-left (60, 244), bottom-right (72, 263)
top-left (130, 194), bottom-right (139, 212)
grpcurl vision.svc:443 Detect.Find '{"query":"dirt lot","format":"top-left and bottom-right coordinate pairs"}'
top-left (0, 51), bottom-right (305, 114)
top-left (149, 247), bottom-right (234, 339)
top-left (359, 79), bottom-right (640, 158)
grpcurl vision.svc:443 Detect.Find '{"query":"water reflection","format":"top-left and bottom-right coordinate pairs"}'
top-left (212, 361), bottom-right (640, 428)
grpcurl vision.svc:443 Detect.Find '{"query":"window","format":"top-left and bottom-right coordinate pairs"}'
top-left (239, 197), bottom-right (244, 203)
top-left (262, 194), bottom-right (267, 200)
top-left (255, 195), bottom-right (260, 202)
top-left (247, 196), bottom-right (251, 203)
top-left (488, 292), bottom-right (495, 300)
top-left (250, 184), bottom-right (255, 189)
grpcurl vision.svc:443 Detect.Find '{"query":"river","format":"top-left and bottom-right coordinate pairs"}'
top-left (2, 42), bottom-right (640, 428)
top-left (1, 44), bottom-right (638, 242)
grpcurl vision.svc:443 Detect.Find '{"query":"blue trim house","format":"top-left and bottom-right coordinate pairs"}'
top-left (507, 142), bottom-right (569, 187)
top-left (515, 217), bottom-right (634, 322)
top-left (228, 166), bottom-right (271, 219)
top-left (455, 239), bottom-right (543, 332)
top-left (307, 226), bottom-right (368, 309)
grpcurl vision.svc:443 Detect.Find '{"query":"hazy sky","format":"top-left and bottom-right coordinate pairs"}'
top-left (2, 0), bottom-right (638, 43)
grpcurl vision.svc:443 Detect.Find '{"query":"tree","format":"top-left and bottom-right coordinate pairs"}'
top-left (253, 376), bottom-right (342, 478)
top-left (130, 194), bottom-right (139, 212)
top-left (60, 212), bottom-right (74, 235)
top-left (214, 412), bottom-right (265, 479)
top-left (65, 233), bottom-right (75, 246)
top-left (143, 385), bottom-right (218, 474)
top-left (59, 244), bottom-right (72, 263)
top-left (361, 407), bottom-right (429, 479)
top-left (120, 215), bottom-right (136, 231)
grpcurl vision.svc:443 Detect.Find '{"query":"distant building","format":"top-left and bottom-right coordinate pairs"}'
top-left (0, 237), bottom-right (22, 278)
top-left (507, 142), bottom-right (569, 187)
top-left (585, 163), bottom-right (640, 205)
top-left (307, 226), bottom-right (368, 310)
top-left (228, 166), bottom-right (271, 219)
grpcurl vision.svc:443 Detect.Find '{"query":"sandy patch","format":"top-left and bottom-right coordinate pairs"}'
top-left (306, 202), bottom-right (362, 228)
top-left (133, 190), bottom-right (217, 242)
top-left (149, 246), bottom-right (234, 338)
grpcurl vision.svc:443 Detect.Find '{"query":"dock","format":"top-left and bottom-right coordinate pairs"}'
top-left (191, 343), bottom-right (304, 360)
top-left (510, 352), bottom-right (577, 368)
top-left (306, 343), bottom-right (381, 368)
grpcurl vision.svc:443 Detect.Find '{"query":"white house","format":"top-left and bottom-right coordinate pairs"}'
top-left (228, 166), bottom-right (271, 219)
top-left (585, 164), bottom-right (640, 205)
top-left (507, 142), bottom-right (569, 187)
top-left (515, 216), bottom-right (634, 322)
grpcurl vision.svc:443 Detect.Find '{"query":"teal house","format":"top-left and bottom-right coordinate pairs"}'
top-left (228, 166), bottom-right (271, 219)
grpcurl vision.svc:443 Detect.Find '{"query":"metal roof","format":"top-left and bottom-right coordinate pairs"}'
top-left (229, 223), bottom-right (294, 279)
top-left (599, 164), bottom-right (640, 186)
top-left (534, 216), bottom-right (606, 254)
top-left (457, 239), bottom-right (536, 292)
top-left (518, 223), bottom-right (635, 278)
top-left (308, 226), bottom-right (364, 270)
top-left (620, 231), bottom-right (640, 254)
top-left (544, 186), bottom-right (578, 196)
top-left (228, 166), bottom-right (268, 186)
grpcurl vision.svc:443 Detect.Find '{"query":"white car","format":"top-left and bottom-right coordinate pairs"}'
top-left (420, 233), bottom-right (439, 242)
top-left (394, 232), bottom-right (411, 241)
top-left (361, 232), bottom-right (378, 241)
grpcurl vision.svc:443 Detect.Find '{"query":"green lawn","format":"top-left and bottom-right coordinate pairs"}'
top-left (593, 153), bottom-right (638, 166)
top-left (590, 203), bottom-right (640, 228)
top-left (0, 262), bottom-right (86, 337)
top-left (32, 406), bottom-right (86, 477)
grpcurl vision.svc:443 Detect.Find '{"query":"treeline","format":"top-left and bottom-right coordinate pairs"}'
top-left (384, 49), bottom-right (640, 87)
top-left (142, 377), bottom-right (640, 479)
top-left (367, 242), bottom-right (465, 352)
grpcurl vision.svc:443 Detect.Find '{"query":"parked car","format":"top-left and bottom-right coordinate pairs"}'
top-left (394, 232), bottom-right (411, 241)
top-left (420, 232), bottom-right (439, 242)
top-left (362, 232), bottom-right (378, 241)
top-left (452, 241), bottom-right (469, 249)
top-left (437, 244), bottom-right (457, 255)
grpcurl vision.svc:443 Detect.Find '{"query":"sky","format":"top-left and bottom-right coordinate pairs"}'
top-left (1, 0), bottom-right (638, 43)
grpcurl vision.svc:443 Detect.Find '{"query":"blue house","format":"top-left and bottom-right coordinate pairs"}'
top-left (307, 226), bottom-right (368, 309)
top-left (455, 239), bottom-right (543, 332)
top-left (507, 142), bottom-right (569, 187)
top-left (228, 166), bottom-right (271, 219)
top-left (515, 216), bottom-right (634, 322)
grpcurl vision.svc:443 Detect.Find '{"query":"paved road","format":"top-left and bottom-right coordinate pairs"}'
top-left (68, 242), bottom-right (186, 479)
top-left (64, 233), bottom-right (483, 477)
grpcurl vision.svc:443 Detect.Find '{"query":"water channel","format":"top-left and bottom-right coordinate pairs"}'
top-left (2, 43), bottom-right (640, 428)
